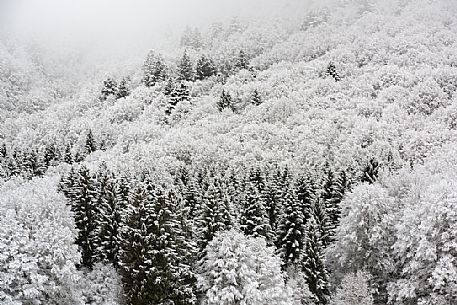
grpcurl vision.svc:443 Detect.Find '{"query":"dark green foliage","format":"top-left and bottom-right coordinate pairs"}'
top-left (164, 79), bottom-right (190, 116)
top-left (296, 173), bottom-right (316, 224)
top-left (217, 90), bottom-right (233, 111)
top-left (43, 143), bottom-right (57, 167)
top-left (195, 55), bottom-right (217, 80)
top-left (143, 51), bottom-right (167, 87)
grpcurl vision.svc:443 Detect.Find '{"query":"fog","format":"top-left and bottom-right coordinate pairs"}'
top-left (2, 0), bottom-right (315, 51)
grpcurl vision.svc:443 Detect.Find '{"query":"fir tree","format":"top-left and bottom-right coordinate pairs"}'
top-left (43, 143), bottom-right (57, 167)
top-left (84, 129), bottom-right (97, 155)
top-left (0, 143), bottom-right (6, 158)
top-left (234, 50), bottom-right (249, 70)
top-left (312, 198), bottom-right (333, 248)
top-left (296, 173), bottom-right (316, 225)
top-left (251, 89), bottom-right (262, 106)
top-left (302, 217), bottom-right (330, 305)
top-left (196, 181), bottom-right (232, 251)
top-left (178, 50), bottom-right (194, 81)
top-left (116, 78), bottom-right (130, 99)
top-left (361, 158), bottom-right (379, 184)
top-left (326, 62), bottom-right (341, 82)
top-left (195, 55), bottom-right (217, 80)
top-left (276, 185), bottom-right (306, 269)
top-left (101, 77), bottom-right (118, 100)
top-left (216, 89), bottom-right (232, 112)
top-left (240, 181), bottom-right (272, 242)
top-left (72, 165), bottom-right (99, 268)
top-left (64, 143), bottom-right (73, 164)
top-left (143, 51), bottom-right (167, 87)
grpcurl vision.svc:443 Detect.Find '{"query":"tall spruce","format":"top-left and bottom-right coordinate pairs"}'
top-left (302, 217), bottom-right (330, 305)
top-left (276, 184), bottom-right (306, 269)
top-left (195, 55), bottom-right (217, 80)
top-left (177, 50), bottom-right (194, 81)
top-left (72, 165), bottom-right (99, 268)
top-left (143, 51), bottom-right (167, 87)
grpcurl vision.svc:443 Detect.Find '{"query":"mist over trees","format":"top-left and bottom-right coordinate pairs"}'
top-left (2, 0), bottom-right (457, 304)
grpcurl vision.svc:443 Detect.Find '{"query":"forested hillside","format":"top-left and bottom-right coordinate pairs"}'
top-left (1, 0), bottom-right (457, 304)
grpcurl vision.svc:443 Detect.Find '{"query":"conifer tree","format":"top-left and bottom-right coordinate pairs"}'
top-left (251, 89), bottom-right (262, 106)
top-left (262, 173), bottom-right (282, 241)
top-left (234, 49), bottom-right (249, 70)
top-left (217, 89), bottom-right (232, 111)
top-left (312, 198), bottom-right (333, 248)
top-left (240, 182), bottom-right (272, 241)
top-left (84, 129), bottom-right (97, 155)
top-left (116, 78), bottom-right (130, 99)
top-left (63, 143), bottom-right (73, 164)
top-left (276, 185), bottom-right (306, 269)
top-left (296, 173), bottom-right (316, 225)
top-left (195, 55), bottom-right (217, 80)
top-left (72, 165), bottom-right (99, 268)
top-left (178, 50), bottom-right (194, 81)
top-left (143, 51), bottom-right (167, 87)
top-left (302, 217), bottom-right (330, 305)
top-left (101, 77), bottom-right (118, 100)
top-left (326, 62), bottom-right (341, 82)
top-left (196, 181), bottom-right (232, 251)
top-left (361, 158), bottom-right (379, 184)
top-left (0, 143), bottom-right (6, 158)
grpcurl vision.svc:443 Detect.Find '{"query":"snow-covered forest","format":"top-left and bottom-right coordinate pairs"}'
top-left (1, 0), bottom-right (457, 304)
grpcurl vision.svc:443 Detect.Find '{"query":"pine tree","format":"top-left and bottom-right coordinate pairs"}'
top-left (43, 143), bottom-right (57, 167)
top-left (196, 181), bottom-right (232, 251)
top-left (262, 172), bottom-right (282, 242)
top-left (361, 158), bottom-right (379, 184)
top-left (93, 166), bottom-right (124, 266)
top-left (234, 50), bottom-right (249, 70)
top-left (312, 198), bottom-right (333, 248)
top-left (216, 89), bottom-right (232, 112)
top-left (251, 89), bottom-right (262, 106)
top-left (302, 217), bottom-right (330, 305)
top-left (101, 77), bottom-right (118, 100)
top-left (143, 51), bottom-right (167, 87)
top-left (195, 55), bottom-right (217, 80)
top-left (116, 78), bottom-right (130, 99)
top-left (64, 143), bottom-right (73, 164)
top-left (240, 181), bottom-right (272, 241)
top-left (72, 165), bottom-right (99, 268)
top-left (326, 62), bottom-right (341, 82)
top-left (276, 185), bottom-right (306, 269)
top-left (296, 173), bottom-right (316, 225)
top-left (84, 129), bottom-right (97, 155)
top-left (0, 143), bottom-right (6, 158)
top-left (178, 50), bottom-right (194, 81)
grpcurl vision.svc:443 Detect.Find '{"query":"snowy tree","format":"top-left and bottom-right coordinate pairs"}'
top-left (0, 177), bottom-right (82, 305)
top-left (234, 50), bottom-right (249, 71)
top-left (72, 165), bottom-right (99, 268)
top-left (197, 230), bottom-right (292, 305)
top-left (325, 62), bottom-right (340, 82)
top-left (101, 77), bottom-right (118, 100)
top-left (116, 78), bottom-right (130, 99)
top-left (240, 181), bottom-right (272, 241)
top-left (276, 185), bottom-right (306, 269)
top-left (302, 217), bottom-right (329, 305)
top-left (196, 55), bottom-right (217, 80)
top-left (329, 271), bottom-right (373, 305)
top-left (217, 90), bottom-right (233, 112)
top-left (79, 263), bottom-right (123, 305)
top-left (143, 51), bottom-right (167, 87)
top-left (178, 50), bottom-right (194, 81)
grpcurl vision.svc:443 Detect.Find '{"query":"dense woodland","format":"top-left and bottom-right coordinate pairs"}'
top-left (1, 0), bottom-right (457, 304)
